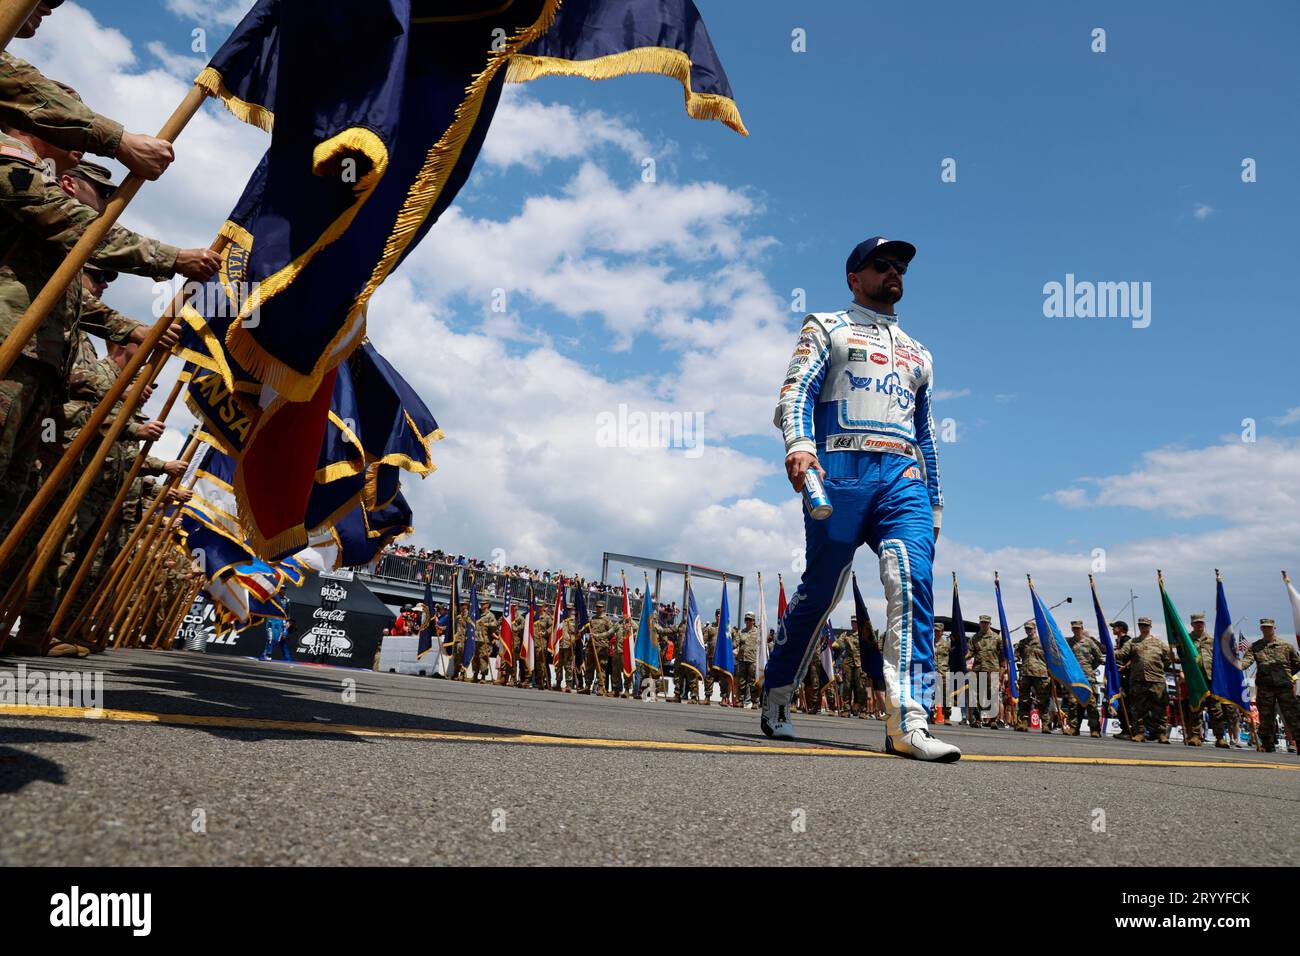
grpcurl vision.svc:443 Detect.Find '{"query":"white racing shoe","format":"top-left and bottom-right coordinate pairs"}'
top-left (760, 687), bottom-right (795, 740)
top-left (886, 728), bottom-right (962, 763)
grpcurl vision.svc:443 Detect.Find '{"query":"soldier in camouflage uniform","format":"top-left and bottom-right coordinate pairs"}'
top-left (583, 601), bottom-right (612, 696)
top-left (0, 143), bottom-right (201, 532)
top-left (835, 615), bottom-right (865, 717)
top-left (472, 600), bottom-right (497, 683)
top-left (2, 12), bottom-right (177, 182)
top-left (0, 150), bottom-right (214, 654)
top-left (1109, 619), bottom-right (1136, 739)
top-left (553, 608), bottom-right (577, 692)
top-left (932, 620), bottom-right (951, 723)
top-left (1015, 622), bottom-right (1051, 731)
top-left (604, 612), bottom-right (627, 698)
top-left (733, 611), bottom-right (758, 708)
top-left (533, 608), bottom-right (553, 689)
top-left (700, 608), bottom-right (723, 706)
top-left (510, 604), bottom-right (530, 687)
top-left (967, 614), bottom-right (1004, 728)
top-left (19, 328), bottom-right (170, 642)
top-left (651, 607), bottom-right (674, 699)
top-left (1063, 620), bottom-right (1105, 737)
top-left (448, 601), bottom-right (471, 680)
top-left (1187, 612), bottom-right (1227, 747)
top-left (1241, 618), bottom-right (1300, 754)
top-left (1115, 616), bottom-right (1174, 743)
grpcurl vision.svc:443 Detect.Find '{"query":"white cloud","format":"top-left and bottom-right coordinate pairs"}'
top-left (933, 387), bottom-right (970, 401)
top-left (164, 0), bottom-right (255, 28)
top-left (481, 87), bottom-right (652, 171)
top-left (1049, 437), bottom-right (1300, 523)
top-left (21, 5), bottom-right (1297, 647)
top-left (1193, 203), bottom-right (1214, 221)
top-left (24, 1), bottom-right (269, 322)
top-left (145, 40), bottom-right (207, 82)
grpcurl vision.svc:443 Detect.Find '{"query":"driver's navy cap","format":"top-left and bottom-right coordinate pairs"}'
top-left (846, 236), bottom-right (916, 274)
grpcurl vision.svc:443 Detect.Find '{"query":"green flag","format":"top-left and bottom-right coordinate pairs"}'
top-left (1158, 573), bottom-right (1211, 710)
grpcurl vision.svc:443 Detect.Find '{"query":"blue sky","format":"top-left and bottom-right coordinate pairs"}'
top-left (38, 1), bottom-right (1300, 635)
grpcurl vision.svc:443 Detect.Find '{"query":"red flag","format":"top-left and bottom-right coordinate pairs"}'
top-left (549, 577), bottom-right (565, 653)
top-left (499, 606), bottom-right (514, 669)
top-left (777, 573), bottom-right (787, 619)
top-left (621, 570), bottom-right (634, 676)
top-left (521, 588), bottom-right (535, 663)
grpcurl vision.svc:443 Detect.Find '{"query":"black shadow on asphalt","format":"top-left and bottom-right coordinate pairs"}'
top-left (0, 727), bottom-right (94, 793)
top-left (0, 656), bottom-right (528, 743)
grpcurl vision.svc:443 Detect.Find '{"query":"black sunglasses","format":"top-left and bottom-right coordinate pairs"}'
top-left (867, 257), bottom-right (907, 276)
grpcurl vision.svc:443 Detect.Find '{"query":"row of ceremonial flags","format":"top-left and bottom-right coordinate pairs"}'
top-left (408, 565), bottom-right (1291, 710)
top-left (174, 0), bottom-right (745, 557)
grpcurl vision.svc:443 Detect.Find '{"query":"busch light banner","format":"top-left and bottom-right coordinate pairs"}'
top-left (285, 571), bottom-right (392, 668)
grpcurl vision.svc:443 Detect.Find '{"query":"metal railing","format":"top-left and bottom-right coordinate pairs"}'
top-left (363, 554), bottom-right (653, 619)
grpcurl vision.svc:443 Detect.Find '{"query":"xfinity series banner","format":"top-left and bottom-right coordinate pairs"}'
top-left (174, 593), bottom-right (217, 652)
top-left (285, 572), bottom-right (391, 668)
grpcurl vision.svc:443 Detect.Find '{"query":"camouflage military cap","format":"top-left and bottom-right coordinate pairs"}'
top-left (1137, 616), bottom-right (1152, 625)
top-left (595, 601), bottom-right (605, 608)
top-left (1189, 612), bottom-right (1206, 623)
top-left (1069, 619), bottom-right (1083, 627)
top-left (68, 160), bottom-right (115, 200)
top-left (978, 614), bottom-right (991, 623)
top-left (1023, 620), bottom-right (1036, 630)
top-left (1260, 618), bottom-right (1275, 627)
top-left (744, 611), bottom-right (755, 619)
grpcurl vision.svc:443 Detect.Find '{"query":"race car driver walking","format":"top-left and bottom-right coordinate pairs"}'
top-left (765, 236), bottom-right (960, 762)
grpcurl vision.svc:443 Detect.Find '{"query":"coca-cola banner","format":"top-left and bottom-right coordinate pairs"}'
top-left (285, 570), bottom-right (392, 668)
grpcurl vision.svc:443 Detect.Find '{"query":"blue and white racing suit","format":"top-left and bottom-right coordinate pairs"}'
top-left (770, 302), bottom-right (943, 737)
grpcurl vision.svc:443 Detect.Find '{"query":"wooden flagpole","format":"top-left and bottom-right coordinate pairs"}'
top-left (0, 84), bottom-right (208, 383)
top-left (48, 403), bottom-right (193, 645)
top-left (0, 332), bottom-right (175, 646)
top-left (124, 540), bottom-right (183, 648)
top-left (109, 471), bottom-right (198, 647)
top-left (154, 576), bottom-right (201, 651)
top-left (76, 431), bottom-right (201, 648)
top-left (151, 571), bottom-right (196, 650)
top-left (0, 0), bottom-right (42, 53)
top-left (0, 236), bottom-right (221, 579)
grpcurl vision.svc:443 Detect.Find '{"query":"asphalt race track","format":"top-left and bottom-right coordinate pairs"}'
top-left (2, 651), bottom-right (1296, 866)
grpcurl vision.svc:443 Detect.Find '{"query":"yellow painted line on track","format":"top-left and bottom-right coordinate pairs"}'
top-left (2, 705), bottom-right (1296, 771)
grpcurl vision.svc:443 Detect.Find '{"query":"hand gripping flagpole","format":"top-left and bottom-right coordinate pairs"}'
top-left (0, 233), bottom-right (224, 581)
top-left (107, 462), bottom-right (202, 648)
top-left (154, 573), bottom-right (202, 651)
top-left (0, 83), bottom-right (208, 383)
top-left (0, 0), bottom-right (42, 54)
top-left (124, 536), bottom-right (186, 648)
top-left (77, 428), bottom-right (202, 649)
top-left (0, 257), bottom-right (219, 651)
top-left (114, 512), bottom-right (188, 649)
top-left (47, 405), bottom-right (194, 648)
top-left (0, 331), bottom-right (176, 646)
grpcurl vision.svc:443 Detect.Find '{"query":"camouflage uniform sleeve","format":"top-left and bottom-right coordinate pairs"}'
top-left (80, 292), bottom-right (143, 345)
top-left (1287, 643), bottom-right (1300, 675)
top-left (91, 222), bottom-right (179, 280)
top-left (0, 156), bottom-right (175, 280)
top-left (140, 455), bottom-right (167, 476)
top-left (0, 53), bottom-right (124, 158)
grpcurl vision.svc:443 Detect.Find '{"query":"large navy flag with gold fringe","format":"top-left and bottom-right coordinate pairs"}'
top-left (196, 0), bottom-right (744, 556)
top-left (509, 0), bottom-right (746, 134)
